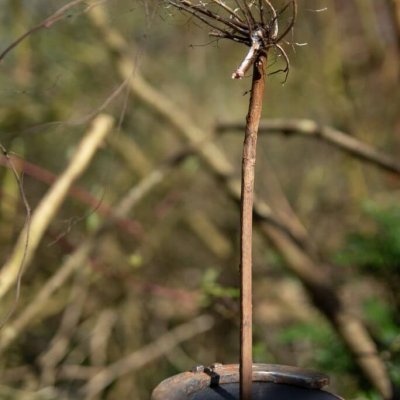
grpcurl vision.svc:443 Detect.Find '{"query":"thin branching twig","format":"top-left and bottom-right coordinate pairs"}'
top-left (0, 144), bottom-right (31, 327)
top-left (0, 115), bottom-right (114, 304)
top-left (0, 0), bottom-right (108, 63)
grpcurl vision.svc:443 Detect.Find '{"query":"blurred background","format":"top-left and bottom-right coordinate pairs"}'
top-left (0, 0), bottom-right (399, 399)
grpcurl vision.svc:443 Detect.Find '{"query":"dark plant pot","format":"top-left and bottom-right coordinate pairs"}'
top-left (151, 364), bottom-right (344, 400)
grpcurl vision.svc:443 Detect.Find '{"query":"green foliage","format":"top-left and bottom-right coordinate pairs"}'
top-left (363, 299), bottom-right (400, 387)
top-left (336, 203), bottom-right (400, 390)
top-left (336, 203), bottom-right (400, 276)
top-left (279, 321), bottom-right (353, 374)
top-left (200, 267), bottom-right (239, 306)
top-left (253, 340), bottom-right (273, 363)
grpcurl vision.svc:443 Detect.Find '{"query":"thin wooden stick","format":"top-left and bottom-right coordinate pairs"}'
top-left (240, 52), bottom-right (267, 400)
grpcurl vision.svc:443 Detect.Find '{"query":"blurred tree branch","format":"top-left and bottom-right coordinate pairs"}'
top-left (0, 145), bottom-right (200, 353)
top-left (87, 5), bottom-right (394, 398)
top-left (0, 241), bottom-right (93, 353)
top-left (391, 0), bottom-right (400, 55)
top-left (0, 155), bottom-right (142, 237)
top-left (108, 134), bottom-right (232, 259)
top-left (0, 0), bottom-right (106, 63)
top-left (217, 119), bottom-right (400, 176)
top-left (0, 115), bottom-right (114, 307)
top-left (39, 274), bottom-right (89, 387)
top-left (82, 314), bottom-right (215, 399)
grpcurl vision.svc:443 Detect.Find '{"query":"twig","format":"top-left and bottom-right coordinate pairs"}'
top-left (275, 0), bottom-right (297, 43)
top-left (240, 53), bottom-right (267, 400)
top-left (180, 0), bottom-right (249, 35)
top-left (0, 384), bottom-right (57, 399)
top-left (39, 275), bottom-right (89, 386)
top-left (0, 0), bottom-right (107, 63)
top-left (57, 365), bottom-right (102, 381)
top-left (0, 155), bottom-right (142, 237)
top-left (0, 241), bottom-right (93, 353)
top-left (216, 118), bottom-right (400, 176)
top-left (0, 114), bottom-right (114, 303)
top-left (90, 309), bottom-right (118, 367)
top-left (81, 315), bottom-right (215, 399)
top-left (168, 0), bottom-right (248, 42)
top-left (0, 145), bottom-right (31, 327)
top-left (263, 0), bottom-right (278, 38)
top-left (210, 0), bottom-right (247, 27)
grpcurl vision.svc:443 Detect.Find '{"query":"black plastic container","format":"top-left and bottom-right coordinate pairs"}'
top-left (151, 364), bottom-right (343, 400)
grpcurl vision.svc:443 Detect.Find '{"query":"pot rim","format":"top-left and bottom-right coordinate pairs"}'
top-left (152, 363), bottom-right (343, 400)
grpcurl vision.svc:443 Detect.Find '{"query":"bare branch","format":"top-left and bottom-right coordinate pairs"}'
top-left (168, 0), bottom-right (245, 39)
top-left (89, 309), bottom-right (118, 367)
top-left (0, 241), bottom-right (94, 353)
top-left (39, 276), bottom-right (89, 386)
top-left (216, 118), bottom-right (400, 176)
top-left (209, 31), bottom-right (250, 45)
top-left (0, 0), bottom-right (101, 63)
top-left (263, 0), bottom-right (278, 39)
top-left (0, 144), bottom-right (199, 353)
top-left (275, 0), bottom-right (297, 43)
top-left (180, 0), bottom-right (249, 34)
top-left (267, 43), bottom-right (290, 82)
top-left (82, 315), bottom-right (215, 398)
top-left (210, 0), bottom-right (247, 27)
top-left (0, 155), bottom-right (142, 237)
top-left (0, 115), bottom-right (114, 303)
top-left (233, 0), bottom-right (251, 27)
top-left (0, 145), bottom-right (31, 326)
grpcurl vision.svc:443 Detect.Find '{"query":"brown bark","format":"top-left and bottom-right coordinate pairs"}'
top-left (240, 54), bottom-right (266, 400)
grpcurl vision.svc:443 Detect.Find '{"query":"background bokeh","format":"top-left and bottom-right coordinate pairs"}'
top-left (0, 0), bottom-right (399, 399)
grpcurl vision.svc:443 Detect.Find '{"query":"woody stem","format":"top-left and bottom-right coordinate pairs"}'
top-left (240, 52), bottom-right (267, 400)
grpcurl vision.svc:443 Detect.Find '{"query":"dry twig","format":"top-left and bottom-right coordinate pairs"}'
top-left (0, 144), bottom-right (31, 326)
top-left (39, 275), bottom-right (89, 386)
top-left (0, 155), bottom-right (142, 237)
top-left (0, 241), bottom-right (93, 353)
top-left (0, 0), bottom-right (108, 63)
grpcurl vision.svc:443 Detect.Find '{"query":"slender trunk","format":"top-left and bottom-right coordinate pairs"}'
top-left (240, 53), bottom-right (267, 400)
